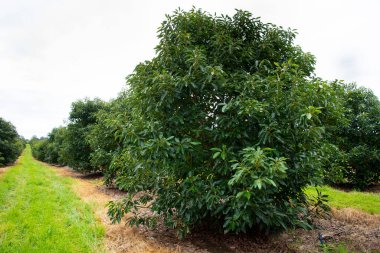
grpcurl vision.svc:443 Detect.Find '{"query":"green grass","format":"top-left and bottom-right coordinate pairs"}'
top-left (305, 185), bottom-right (380, 215)
top-left (0, 145), bottom-right (105, 253)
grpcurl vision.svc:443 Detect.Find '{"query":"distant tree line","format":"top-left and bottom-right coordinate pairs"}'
top-left (0, 117), bottom-right (25, 166)
top-left (30, 8), bottom-right (380, 237)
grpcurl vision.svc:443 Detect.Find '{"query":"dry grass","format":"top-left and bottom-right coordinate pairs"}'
top-left (280, 207), bottom-right (380, 253)
top-left (332, 207), bottom-right (380, 227)
top-left (51, 165), bottom-right (380, 253)
top-left (330, 208), bottom-right (380, 252)
top-left (53, 167), bottom-right (181, 253)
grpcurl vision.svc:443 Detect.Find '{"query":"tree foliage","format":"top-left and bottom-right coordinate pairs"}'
top-left (29, 127), bottom-right (67, 165)
top-left (62, 98), bottom-right (105, 172)
top-left (0, 117), bottom-right (24, 166)
top-left (86, 94), bottom-right (128, 177)
top-left (327, 84), bottom-right (380, 188)
top-left (106, 8), bottom-right (344, 237)
top-left (30, 98), bottom-right (106, 172)
top-left (29, 136), bottom-right (48, 161)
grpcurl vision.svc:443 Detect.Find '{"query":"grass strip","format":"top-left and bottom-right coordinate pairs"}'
top-left (305, 185), bottom-right (380, 215)
top-left (0, 145), bottom-right (105, 253)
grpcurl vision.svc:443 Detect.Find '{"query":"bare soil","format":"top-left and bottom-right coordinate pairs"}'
top-left (52, 166), bottom-right (380, 253)
top-left (367, 185), bottom-right (380, 193)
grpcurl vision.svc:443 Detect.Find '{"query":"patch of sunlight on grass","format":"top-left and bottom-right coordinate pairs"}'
top-left (0, 145), bottom-right (105, 253)
top-left (305, 185), bottom-right (380, 215)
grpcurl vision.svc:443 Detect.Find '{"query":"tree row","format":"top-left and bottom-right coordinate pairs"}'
top-left (30, 8), bottom-right (380, 237)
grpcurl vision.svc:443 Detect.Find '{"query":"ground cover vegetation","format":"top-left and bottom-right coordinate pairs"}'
top-left (0, 117), bottom-right (25, 166)
top-left (30, 8), bottom-right (380, 238)
top-left (305, 186), bottom-right (380, 215)
top-left (0, 145), bottom-right (105, 252)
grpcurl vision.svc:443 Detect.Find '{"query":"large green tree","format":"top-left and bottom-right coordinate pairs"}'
top-left (0, 117), bottom-right (24, 166)
top-left (30, 127), bottom-right (67, 166)
top-left (86, 94), bottom-right (129, 178)
top-left (29, 136), bottom-right (48, 161)
top-left (63, 98), bottom-right (105, 172)
top-left (329, 84), bottom-right (380, 188)
top-left (107, 9), bottom-right (343, 237)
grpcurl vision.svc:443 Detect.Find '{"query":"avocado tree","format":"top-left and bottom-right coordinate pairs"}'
top-left (86, 94), bottom-right (130, 177)
top-left (107, 9), bottom-right (343, 237)
top-left (29, 136), bottom-right (48, 161)
top-left (329, 84), bottom-right (380, 188)
top-left (63, 98), bottom-right (105, 172)
top-left (0, 117), bottom-right (24, 166)
top-left (30, 127), bottom-right (68, 165)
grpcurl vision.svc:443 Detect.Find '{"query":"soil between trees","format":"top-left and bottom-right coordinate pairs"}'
top-left (52, 165), bottom-right (380, 253)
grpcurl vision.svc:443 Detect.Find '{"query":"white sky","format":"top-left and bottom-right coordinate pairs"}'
top-left (0, 0), bottom-right (379, 139)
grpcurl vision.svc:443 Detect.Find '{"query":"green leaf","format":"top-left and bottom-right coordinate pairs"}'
top-left (265, 178), bottom-right (277, 187)
top-left (236, 191), bottom-right (251, 200)
top-left (253, 179), bottom-right (263, 190)
top-left (213, 152), bottom-right (221, 159)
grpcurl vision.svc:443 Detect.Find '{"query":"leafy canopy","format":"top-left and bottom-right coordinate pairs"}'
top-left (327, 84), bottom-right (380, 188)
top-left (107, 8), bottom-right (343, 237)
top-left (63, 98), bottom-right (106, 172)
top-left (0, 117), bottom-right (24, 166)
top-left (29, 127), bottom-right (67, 166)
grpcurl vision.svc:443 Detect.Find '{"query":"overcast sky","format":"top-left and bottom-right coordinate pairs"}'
top-left (1, 0), bottom-right (379, 139)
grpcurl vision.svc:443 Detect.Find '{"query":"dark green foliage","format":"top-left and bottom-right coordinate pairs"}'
top-left (328, 84), bottom-right (380, 188)
top-left (86, 95), bottom-right (128, 176)
top-left (29, 127), bottom-right (67, 165)
top-left (319, 143), bottom-right (347, 185)
top-left (46, 127), bottom-right (68, 165)
top-left (307, 188), bottom-right (330, 219)
top-left (107, 8), bottom-right (344, 237)
top-left (30, 98), bottom-right (106, 172)
top-left (63, 98), bottom-right (106, 173)
top-left (0, 117), bottom-right (24, 166)
top-left (29, 136), bottom-right (48, 161)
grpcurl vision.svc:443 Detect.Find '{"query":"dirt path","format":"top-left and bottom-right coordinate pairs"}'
top-left (52, 165), bottom-right (380, 253)
top-left (52, 166), bottom-right (208, 253)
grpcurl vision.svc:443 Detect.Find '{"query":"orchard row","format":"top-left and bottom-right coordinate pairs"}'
top-left (30, 8), bottom-right (380, 237)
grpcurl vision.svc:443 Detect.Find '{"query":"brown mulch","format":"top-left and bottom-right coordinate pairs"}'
top-left (281, 209), bottom-right (380, 253)
top-left (51, 166), bottom-right (380, 253)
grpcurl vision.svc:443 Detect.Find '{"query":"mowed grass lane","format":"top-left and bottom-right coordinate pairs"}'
top-left (0, 145), bottom-right (105, 253)
top-left (305, 186), bottom-right (380, 214)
